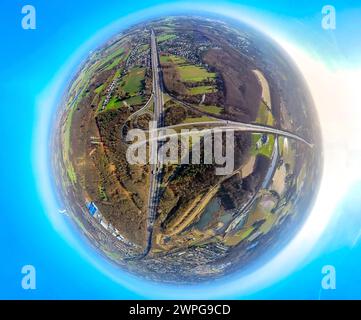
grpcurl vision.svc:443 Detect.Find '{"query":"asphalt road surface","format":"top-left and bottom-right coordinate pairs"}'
top-left (137, 29), bottom-right (165, 259)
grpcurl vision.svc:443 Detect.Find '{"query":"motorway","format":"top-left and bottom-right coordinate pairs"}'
top-left (165, 121), bottom-right (313, 147)
top-left (130, 120), bottom-right (313, 151)
top-left (136, 29), bottom-right (165, 259)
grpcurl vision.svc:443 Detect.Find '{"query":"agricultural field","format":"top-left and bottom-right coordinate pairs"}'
top-left (189, 85), bottom-right (217, 95)
top-left (104, 95), bottom-right (122, 110)
top-left (157, 33), bottom-right (177, 43)
top-left (121, 67), bottom-right (145, 95)
top-left (194, 104), bottom-right (223, 115)
top-left (160, 54), bottom-right (217, 96)
top-left (251, 133), bottom-right (275, 159)
top-left (178, 64), bottom-right (216, 82)
top-left (182, 116), bottom-right (216, 124)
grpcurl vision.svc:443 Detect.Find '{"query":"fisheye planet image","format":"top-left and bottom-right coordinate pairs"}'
top-left (52, 16), bottom-right (322, 283)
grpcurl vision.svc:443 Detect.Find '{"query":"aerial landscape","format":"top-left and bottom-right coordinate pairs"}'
top-left (52, 16), bottom-right (322, 283)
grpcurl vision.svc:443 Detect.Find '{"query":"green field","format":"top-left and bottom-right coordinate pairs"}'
top-left (182, 116), bottom-right (216, 124)
top-left (251, 133), bottom-right (275, 158)
top-left (100, 66), bottom-right (145, 111)
top-left (62, 108), bottom-right (77, 184)
top-left (160, 55), bottom-right (186, 64)
top-left (97, 47), bottom-right (126, 71)
top-left (104, 56), bottom-right (123, 71)
top-left (105, 96), bottom-right (122, 110)
top-left (160, 54), bottom-right (216, 82)
top-left (195, 105), bottom-right (223, 115)
top-left (104, 95), bottom-right (144, 111)
top-left (157, 33), bottom-right (176, 43)
top-left (124, 95), bottom-right (144, 106)
top-left (97, 95), bottom-right (106, 111)
top-left (68, 62), bottom-right (100, 106)
top-left (178, 65), bottom-right (216, 82)
top-left (189, 86), bottom-right (217, 95)
top-left (279, 136), bottom-right (285, 156)
top-left (121, 67), bottom-right (145, 95)
top-left (239, 226), bottom-right (255, 241)
top-left (94, 84), bottom-right (104, 94)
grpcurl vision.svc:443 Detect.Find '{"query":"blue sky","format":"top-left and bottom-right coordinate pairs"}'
top-left (0, 0), bottom-right (360, 299)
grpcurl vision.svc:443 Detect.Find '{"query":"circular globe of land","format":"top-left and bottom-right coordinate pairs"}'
top-left (52, 16), bottom-right (322, 283)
